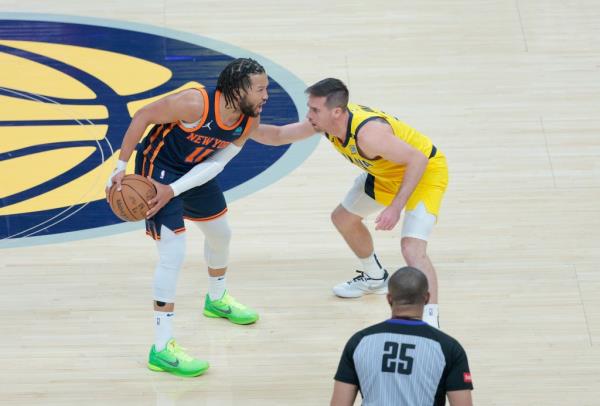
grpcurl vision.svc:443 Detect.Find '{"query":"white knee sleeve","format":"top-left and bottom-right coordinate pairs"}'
top-left (401, 202), bottom-right (436, 241)
top-left (153, 226), bottom-right (186, 303)
top-left (195, 215), bottom-right (231, 269)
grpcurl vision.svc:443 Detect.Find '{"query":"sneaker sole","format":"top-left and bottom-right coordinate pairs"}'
top-left (203, 308), bottom-right (259, 325)
top-left (148, 363), bottom-right (209, 377)
top-left (333, 286), bottom-right (388, 298)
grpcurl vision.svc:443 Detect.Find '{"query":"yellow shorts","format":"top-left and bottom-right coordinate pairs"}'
top-left (372, 151), bottom-right (448, 217)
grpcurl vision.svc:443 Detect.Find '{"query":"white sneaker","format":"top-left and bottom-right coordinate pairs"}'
top-left (333, 270), bottom-right (389, 298)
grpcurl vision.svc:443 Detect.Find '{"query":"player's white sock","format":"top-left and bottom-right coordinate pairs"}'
top-left (209, 275), bottom-right (226, 300)
top-left (423, 304), bottom-right (439, 328)
top-left (359, 252), bottom-right (385, 279)
top-left (154, 311), bottom-right (174, 351)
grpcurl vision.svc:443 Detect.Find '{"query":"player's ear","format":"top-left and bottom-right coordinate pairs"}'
top-left (386, 293), bottom-right (393, 307)
top-left (423, 292), bottom-right (430, 305)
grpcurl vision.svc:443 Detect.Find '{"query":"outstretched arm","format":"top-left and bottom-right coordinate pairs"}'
top-left (250, 120), bottom-right (316, 146)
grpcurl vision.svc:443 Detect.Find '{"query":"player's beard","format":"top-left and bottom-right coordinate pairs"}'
top-left (239, 96), bottom-right (261, 117)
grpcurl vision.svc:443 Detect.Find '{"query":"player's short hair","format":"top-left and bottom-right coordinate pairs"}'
top-left (217, 58), bottom-right (266, 108)
top-left (305, 78), bottom-right (349, 110)
top-left (388, 266), bottom-right (429, 306)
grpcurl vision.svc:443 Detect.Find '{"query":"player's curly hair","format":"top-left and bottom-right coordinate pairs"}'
top-left (217, 58), bottom-right (266, 108)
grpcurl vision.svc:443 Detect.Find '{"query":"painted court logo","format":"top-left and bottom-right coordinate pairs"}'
top-left (0, 16), bottom-right (317, 247)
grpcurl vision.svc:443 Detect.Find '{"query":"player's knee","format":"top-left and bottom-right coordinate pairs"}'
top-left (197, 216), bottom-right (231, 247)
top-left (331, 205), bottom-right (359, 228)
top-left (330, 207), bottom-right (342, 226)
top-left (401, 237), bottom-right (427, 265)
top-left (153, 226), bottom-right (185, 302)
top-left (196, 216), bottom-right (231, 269)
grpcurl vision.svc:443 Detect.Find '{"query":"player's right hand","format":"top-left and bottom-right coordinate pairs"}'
top-left (105, 169), bottom-right (125, 202)
top-left (375, 205), bottom-right (402, 231)
top-left (105, 159), bottom-right (129, 202)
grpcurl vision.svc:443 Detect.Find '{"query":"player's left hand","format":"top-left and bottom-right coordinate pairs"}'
top-left (375, 205), bottom-right (401, 231)
top-left (146, 177), bottom-right (175, 218)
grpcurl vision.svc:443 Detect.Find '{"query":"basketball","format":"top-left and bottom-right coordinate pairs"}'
top-left (108, 174), bottom-right (157, 222)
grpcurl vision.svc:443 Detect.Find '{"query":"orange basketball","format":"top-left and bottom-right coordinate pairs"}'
top-left (108, 174), bottom-right (157, 222)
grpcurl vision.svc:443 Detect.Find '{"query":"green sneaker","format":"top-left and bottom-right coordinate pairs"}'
top-left (148, 339), bottom-right (209, 377)
top-left (203, 290), bottom-right (259, 325)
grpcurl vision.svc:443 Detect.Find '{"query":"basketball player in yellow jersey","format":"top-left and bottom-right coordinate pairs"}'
top-left (253, 78), bottom-right (448, 328)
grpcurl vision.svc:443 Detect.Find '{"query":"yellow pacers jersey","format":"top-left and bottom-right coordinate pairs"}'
top-left (325, 103), bottom-right (448, 215)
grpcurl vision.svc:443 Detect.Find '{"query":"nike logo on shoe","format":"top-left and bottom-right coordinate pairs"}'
top-left (213, 305), bottom-right (232, 314)
top-left (158, 357), bottom-right (179, 367)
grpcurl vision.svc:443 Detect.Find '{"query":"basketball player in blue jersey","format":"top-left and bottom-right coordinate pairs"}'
top-left (106, 58), bottom-right (268, 377)
top-left (251, 78), bottom-right (449, 329)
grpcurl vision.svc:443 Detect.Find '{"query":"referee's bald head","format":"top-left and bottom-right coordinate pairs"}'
top-left (388, 266), bottom-right (429, 306)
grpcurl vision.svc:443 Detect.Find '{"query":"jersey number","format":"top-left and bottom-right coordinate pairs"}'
top-left (381, 342), bottom-right (415, 375)
top-left (185, 147), bottom-right (213, 163)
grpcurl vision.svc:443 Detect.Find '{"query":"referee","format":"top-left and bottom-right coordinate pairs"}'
top-left (331, 266), bottom-right (473, 406)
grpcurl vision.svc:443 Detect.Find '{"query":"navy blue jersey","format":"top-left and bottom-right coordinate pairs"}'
top-left (138, 88), bottom-right (255, 177)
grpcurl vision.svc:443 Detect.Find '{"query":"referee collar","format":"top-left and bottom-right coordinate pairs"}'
top-left (386, 318), bottom-right (427, 326)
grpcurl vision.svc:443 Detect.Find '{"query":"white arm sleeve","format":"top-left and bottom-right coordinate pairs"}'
top-left (170, 143), bottom-right (242, 197)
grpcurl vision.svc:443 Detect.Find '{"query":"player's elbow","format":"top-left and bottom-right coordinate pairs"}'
top-left (132, 107), bottom-right (153, 128)
top-left (407, 150), bottom-right (428, 171)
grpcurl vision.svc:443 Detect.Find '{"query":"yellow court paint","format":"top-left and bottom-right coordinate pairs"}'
top-left (0, 150), bottom-right (137, 215)
top-left (0, 40), bottom-right (172, 96)
top-left (0, 95), bottom-right (108, 121)
top-left (0, 146), bottom-right (96, 199)
top-left (0, 125), bottom-right (108, 153)
top-left (0, 50), bottom-right (95, 99)
top-left (126, 81), bottom-right (203, 117)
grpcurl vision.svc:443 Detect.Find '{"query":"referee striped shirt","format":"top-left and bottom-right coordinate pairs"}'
top-left (334, 318), bottom-right (473, 406)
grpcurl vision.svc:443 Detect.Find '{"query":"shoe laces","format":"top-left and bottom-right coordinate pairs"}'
top-left (350, 270), bottom-right (369, 283)
top-left (221, 293), bottom-right (247, 310)
top-left (167, 340), bottom-right (194, 362)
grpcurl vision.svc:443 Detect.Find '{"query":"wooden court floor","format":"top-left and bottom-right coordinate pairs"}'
top-left (1, 1), bottom-right (600, 405)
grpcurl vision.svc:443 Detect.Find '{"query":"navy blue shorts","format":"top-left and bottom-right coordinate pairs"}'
top-left (135, 152), bottom-right (227, 240)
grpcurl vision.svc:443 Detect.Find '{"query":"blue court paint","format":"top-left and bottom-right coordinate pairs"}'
top-left (0, 14), bottom-right (319, 248)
